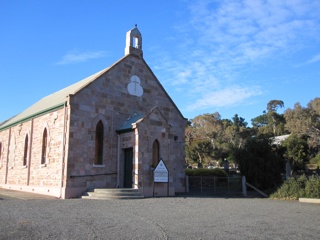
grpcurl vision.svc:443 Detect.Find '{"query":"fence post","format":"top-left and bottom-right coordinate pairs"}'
top-left (242, 176), bottom-right (247, 197)
top-left (186, 175), bottom-right (189, 193)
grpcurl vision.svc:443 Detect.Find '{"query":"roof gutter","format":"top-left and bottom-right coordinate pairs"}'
top-left (0, 102), bottom-right (66, 131)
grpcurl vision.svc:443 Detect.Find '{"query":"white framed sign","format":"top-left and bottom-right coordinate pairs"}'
top-left (154, 159), bottom-right (168, 182)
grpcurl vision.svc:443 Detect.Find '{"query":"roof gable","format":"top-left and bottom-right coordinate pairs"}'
top-left (140, 59), bottom-right (185, 120)
top-left (0, 53), bottom-right (186, 130)
top-left (133, 106), bottom-right (171, 129)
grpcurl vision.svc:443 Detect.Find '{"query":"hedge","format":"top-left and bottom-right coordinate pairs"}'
top-left (185, 168), bottom-right (227, 177)
top-left (270, 175), bottom-right (320, 200)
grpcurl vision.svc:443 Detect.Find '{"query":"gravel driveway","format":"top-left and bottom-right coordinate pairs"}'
top-left (0, 195), bottom-right (319, 240)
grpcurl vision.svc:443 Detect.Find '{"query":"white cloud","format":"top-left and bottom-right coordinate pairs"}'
top-left (186, 85), bottom-right (262, 111)
top-left (305, 54), bottom-right (320, 65)
top-left (187, 0), bottom-right (318, 63)
top-left (55, 50), bottom-right (107, 65)
top-left (152, 0), bottom-right (320, 113)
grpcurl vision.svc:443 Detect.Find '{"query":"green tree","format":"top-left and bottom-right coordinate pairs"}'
top-left (185, 113), bottom-right (223, 166)
top-left (234, 137), bottom-right (283, 189)
top-left (285, 98), bottom-right (320, 149)
top-left (310, 153), bottom-right (320, 167)
top-left (267, 100), bottom-right (284, 112)
top-left (186, 140), bottom-right (215, 166)
top-left (185, 97), bottom-right (320, 174)
top-left (185, 113), bottom-right (251, 166)
top-left (252, 100), bottom-right (286, 136)
top-left (232, 114), bottom-right (248, 130)
top-left (281, 134), bottom-right (308, 173)
top-left (251, 111), bottom-right (268, 128)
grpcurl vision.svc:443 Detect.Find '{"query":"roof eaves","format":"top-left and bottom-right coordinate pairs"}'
top-left (72, 55), bottom-right (129, 95)
top-left (0, 102), bottom-right (66, 131)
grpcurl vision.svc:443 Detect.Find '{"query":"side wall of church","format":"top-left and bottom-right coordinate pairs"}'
top-left (0, 128), bottom-right (10, 184)
top-left (0, 108), bottom-right (66, 197)
top-left (65, 104), bottom-right (118, 197)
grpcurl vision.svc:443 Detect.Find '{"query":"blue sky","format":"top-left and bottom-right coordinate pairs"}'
top-left (1, 0), bottom-right (320, 125)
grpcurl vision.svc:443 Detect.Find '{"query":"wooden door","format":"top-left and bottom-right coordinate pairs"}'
top-left (124, 148), bottom-right (133, 188)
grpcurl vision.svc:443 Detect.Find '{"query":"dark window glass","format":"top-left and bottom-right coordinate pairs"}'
top-left (94, 121), bottom-right (104, 165)
top-left (41, 128), bottom-right (47, 165)
top-left (23, 135), bottom-right (28, 166)
top-left (152, 139), bottom-right (160, 167)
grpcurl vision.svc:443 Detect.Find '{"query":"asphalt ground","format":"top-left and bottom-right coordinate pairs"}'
top-left (0, 189), bottom-right (319, 240)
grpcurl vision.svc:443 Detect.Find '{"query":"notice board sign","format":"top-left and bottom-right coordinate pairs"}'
top-left (154, 159), bottom-right (168, 182)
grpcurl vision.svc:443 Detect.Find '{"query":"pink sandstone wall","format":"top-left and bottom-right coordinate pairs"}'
top-left (0, 108), bottom-right (66, 198)
top-left (0, 54), bottom-right (186, 199)
top-left (65, 54), bottom-right (186, 197)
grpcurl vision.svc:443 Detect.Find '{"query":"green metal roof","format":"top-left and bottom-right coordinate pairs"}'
top-left (0, 66), bottom-right (110, 130)
top-left (116, 113), bottom-right (145, 133)
top-left (116, 106), bottom-right (170, 133)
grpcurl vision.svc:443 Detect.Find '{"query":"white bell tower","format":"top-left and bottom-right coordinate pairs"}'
top-left (125, 24), bottom-right (143, 58)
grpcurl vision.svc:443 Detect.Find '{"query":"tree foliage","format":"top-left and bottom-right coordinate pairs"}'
top-left (252, 100), bottom-right (286, 136)
top-left (284, 98), bottom-right (320, 149)
top-left (281, 134), bottom-right (308, 171)
top-left (233, 137), bottom-right (283, 189)
top-left (185, 97), bottom-right (320, 190)
top-left (251, 113), bottom-right (268, 128)
top-left (185, 113), bottom-right (251, 166)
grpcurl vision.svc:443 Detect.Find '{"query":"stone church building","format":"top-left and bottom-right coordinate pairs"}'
top-left (0, 26), bottom-right (187, 199)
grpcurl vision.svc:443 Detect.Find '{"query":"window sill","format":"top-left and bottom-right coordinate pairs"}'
top-left (93, 164), bottom-right (105, 168)
top-left (41, 163), bottom-right (47, 168)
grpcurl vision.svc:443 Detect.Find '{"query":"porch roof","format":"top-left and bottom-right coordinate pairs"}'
top-left (116, 113), bottom-right (144, 133)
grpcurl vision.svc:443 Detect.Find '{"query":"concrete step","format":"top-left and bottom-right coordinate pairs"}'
top-left (82, 188), bottom-right (144, 200)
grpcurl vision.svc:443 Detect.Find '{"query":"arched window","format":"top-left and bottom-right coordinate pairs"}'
top-left (23, 135), bottom-right (28, 166)
top-left (152, 139), bottom-right (160, 167)
top-left (94, 120), bottom-right (104, 165)
top-left (41, 128), bottom-right (48, 165)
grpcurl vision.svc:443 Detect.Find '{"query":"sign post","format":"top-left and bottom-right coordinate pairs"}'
top-left (153, 158), bottom-right (169, 196)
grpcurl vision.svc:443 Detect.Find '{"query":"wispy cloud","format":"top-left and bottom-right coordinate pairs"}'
top-left (187, 85), bottom-right (263, 111)
top-left (152, 0), bottom-right (320, 112)
top-left (55, 50), bottom-right (107, 65)
top-left (305, 54), bottom-right (320, 65)
top-left (295, 53), bottom-right (320, 67)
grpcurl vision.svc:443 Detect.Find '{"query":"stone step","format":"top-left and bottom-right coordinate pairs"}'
top-left (82, 188), bottom-right (144, 200)
top-left (86, 190), bottom-right (143, 198)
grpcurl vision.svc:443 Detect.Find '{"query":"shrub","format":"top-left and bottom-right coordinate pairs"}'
top-left (185, 168), bottom-right (227, 177)
top-left (310, 153), bottom-right (320, 167)
top-left (305, 175), bottom-right (320, 199)
top-left (270, 175), bottom-right (320, 200)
